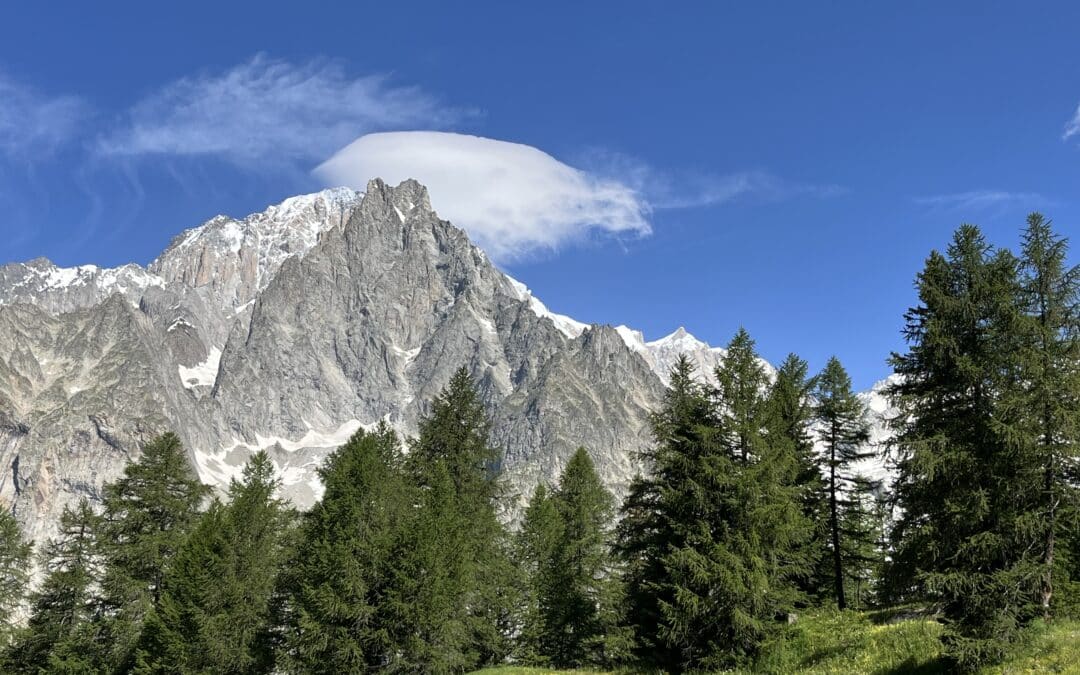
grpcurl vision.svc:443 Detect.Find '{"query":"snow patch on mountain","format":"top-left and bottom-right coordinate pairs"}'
top-left (177, 347), bottom-right (222, 389)
top-left (505, 276), bottom-right (588, 338)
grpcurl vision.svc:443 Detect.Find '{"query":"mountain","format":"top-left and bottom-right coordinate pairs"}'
top-left (0, 179), bottom-right (894, 546)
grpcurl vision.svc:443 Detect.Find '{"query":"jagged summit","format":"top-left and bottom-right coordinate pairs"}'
top-left (0, 179), bottom-right (893, 550)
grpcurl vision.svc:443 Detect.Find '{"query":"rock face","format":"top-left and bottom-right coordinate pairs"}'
top-left (0, 178), bottom-right (895, 547)
top-left (1, 180), bottom-right (672, 546)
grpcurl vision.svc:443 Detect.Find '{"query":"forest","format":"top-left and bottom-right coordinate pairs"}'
top-left (0, 214), bottom-right (1076, 674)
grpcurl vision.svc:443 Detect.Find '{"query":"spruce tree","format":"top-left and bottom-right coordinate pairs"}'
top-left (888, 225), bottom-right (1041, 667)
top-left (1015, 213), bottom-right (1080, 618)
top-left (715, 327), bottom-right (769, 462)
top-left (3, 500), bottom-right (98, 674)
top-left (619, 336), bottom-right (810, 671)
top-left (838, 475), bottom-right (887, 611)
top-left (135, 450), bottom-right (292, 673)
top-left (812, 356), bottom-right (872, 610)
top-left (766, 353), bottom-right (828, 601)
top-left (0, 506), bottom-right (32, 647)
top-left (390, 367), bottom-right (514, 671)
top-left (276, 424), bottom-right (414, 673)
top-left (517, 448), bottom-right (625, 668)
top-left (63, 432), bottom-right (209, 673)
top-left (514, 484), bottom-right (563, 665)
top-left (616, 355), bottom-right (715, 670)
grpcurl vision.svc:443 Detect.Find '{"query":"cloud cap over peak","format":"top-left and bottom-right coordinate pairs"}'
top-left (315, 131), bottom-right (651, 261)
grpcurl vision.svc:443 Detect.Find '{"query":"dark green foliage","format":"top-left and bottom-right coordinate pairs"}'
top-left (391, 367), bottom-right (514, 672)
top-left (134, 450), bottom-right (293, 674)
top-left (514, 484), bottom-right (563, 666)
top-left (617, 355), bottom-right (716, 670)
top-left (277, 369), bottom-right (514, 673)
top-left (619, 333), bottom-right (811, 671)
top-left (887, 225), bottom-right (1044, 668)
top-left (276, 423), bottom-right (413, 673)
top-left (62, 432), bottom-right (210, 673)
top-left (766, 353), bottom-right (829, 601)
top-left (3, 501), bottom-right (98, 674)
top-left (716, 328), bottom-right (770, 462)
top-left (0, 506), bottom-right (33, 646)
top-left (516, 448), bottom-right (628, 668)
top-left (812, 357), bottom-right (873, 610)
top-left (1014, 214), bottom-right (1080, 619)
top-left (838, 476), bottom-right (887, 611)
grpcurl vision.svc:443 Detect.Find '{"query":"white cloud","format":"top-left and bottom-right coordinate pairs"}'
top-left (1063, 102), bottom-right (1080, 140)
top-left (315, 131), bottom-right (651, 260)
top-left (0, 73), bottom-right (84, 158)
top-left (914, 190), bottom-right (1044, 211)
top-left (97, 55), bottom-right (464, 167)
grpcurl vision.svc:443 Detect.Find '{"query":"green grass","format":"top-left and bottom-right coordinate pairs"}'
top-left (750, 608), bottom-right (946, 674)
top-left (983, 619), bottom-right (1080, 674)
top-left (472, 610), bottom-right (1080, 674)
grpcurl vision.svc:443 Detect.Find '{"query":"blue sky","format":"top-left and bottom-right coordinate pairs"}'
top-left (1, 1), bottom-right (1078, 389)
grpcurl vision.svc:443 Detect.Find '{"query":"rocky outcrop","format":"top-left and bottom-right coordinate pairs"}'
top-left (0, 178), bottom-right (894, 548)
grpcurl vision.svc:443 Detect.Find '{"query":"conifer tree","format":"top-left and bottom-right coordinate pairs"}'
top-left (766, 353), bottom-right (828, 600)
top-left (3, 500), bottom-right (98, 674)
top-left (276, 424), bottom-right (414, 673)
top-left (0, 506), bottom-right (32, 647)
top-left (61, 432), bottom-right (209, 673)
top-left (838, 476), bottom-right (887, 611)
top-left (135, 450), bottom-right (292, 673)
top-left (517, 448), bottom-right (625, 668)
top-left (514, 484), bottom-right (563, 665)
top-left (1015, 213), bottom-right (1080, 618)
top-left (390, 367), bottom-right (514, 671)
top-left (888, 225), bottom-right (1041, 667)
top-left (812, 356), bottom-right (872, 610)
top-left (716, 327), bottom-right (769, 462)
top-left (619, 335), bottom-right (810, 671)
top-left (617, 356), bottom-right (714, 670)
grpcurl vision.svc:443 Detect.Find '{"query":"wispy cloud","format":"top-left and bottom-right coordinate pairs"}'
top-left (578, 148), bottom-right (846, 210)
top-left (1063, 102), bottom-right (1080, 140)
top-left (914, 190), bottom-right (1046, 211)
top-left (315, 132), bottom-right (846, 261)
top-left (96, 54), bottom-right (468, 168)
top-left (0, 72), bottom-right (85, 159)
top-left (316, 131), bottom-right (650, 261)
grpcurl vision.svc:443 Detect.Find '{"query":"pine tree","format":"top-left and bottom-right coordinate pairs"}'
top-left (888, 225), bottom-right (1041, 667)
top-left (276, 424), bottom-right (414, 673)
top-left (1015, 213), bottom-right (1080, 618)
top-left (3, 500), bottom-right (99, 674)
top-left (838, 476), bottom-right (886, 611)
top-left (619, 334), bottom-right (810, 671)
top-left (716, 327), bottom-right (769, 462)
top-left (134, 450), bottom-right (292, 673)
top-left (61, 432), bottom-right (209, 673)
top-left (0, 506), bottom-right (32, 647)
top-left (549, 448), bottom-right (625, 667)
top-left (517, 448), bottom-right (626, 668)
top-left (514, 484), bottom-right (563, 665)
top-left (616, 355), bottom-right (715, 671)
top-left (766, 353), bottom-right (828, 601)
top-left (812, 356), bottom-right (873, 610)
top-left (390, 367), bottom-right (514, 671)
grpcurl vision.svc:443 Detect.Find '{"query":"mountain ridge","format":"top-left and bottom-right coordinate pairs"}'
top-left (0, 179), bottom-right (893, 547)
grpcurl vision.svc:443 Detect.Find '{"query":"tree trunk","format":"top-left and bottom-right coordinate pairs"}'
top-left (1041, 438), bottom-right (1055, 618)
top-left (829, 427), bottom-right (845, 610)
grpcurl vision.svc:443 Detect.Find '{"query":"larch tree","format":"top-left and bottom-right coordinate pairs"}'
top-left (812, 356), bottom-right (873, 610)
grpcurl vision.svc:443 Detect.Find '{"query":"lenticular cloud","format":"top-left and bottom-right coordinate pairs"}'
top-left (314, 131), bottom-right (651, 261)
